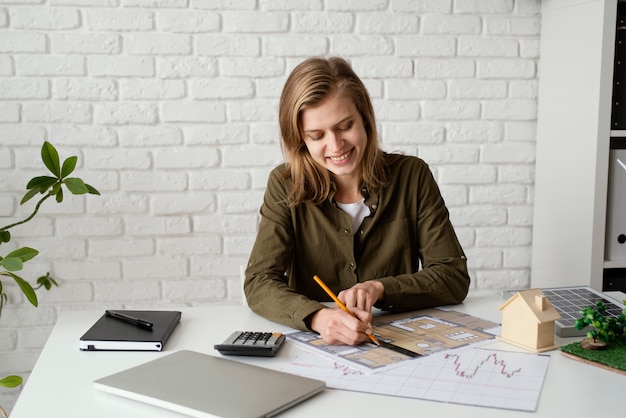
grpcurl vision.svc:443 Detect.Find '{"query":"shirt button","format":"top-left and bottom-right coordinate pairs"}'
top-left (349, 262), bottom-right (355, 268)
top-left (371, 204), bottom-right (377, 210)
top-left (343, 229), bottom-right (350, 234)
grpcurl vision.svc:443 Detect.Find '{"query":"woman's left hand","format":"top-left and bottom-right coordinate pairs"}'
top-left (338, 280), bottom-right (384, 313)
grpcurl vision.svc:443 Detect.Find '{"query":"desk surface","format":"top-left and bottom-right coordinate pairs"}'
top-left (10, 294), bottom-right (626, 417)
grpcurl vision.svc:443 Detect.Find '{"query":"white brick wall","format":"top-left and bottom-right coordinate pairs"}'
top-left (0, 1), bottom-right (541, 412)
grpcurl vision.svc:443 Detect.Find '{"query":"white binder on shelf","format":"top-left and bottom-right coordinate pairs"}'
top-left (605, 146), bottom-right (626, 261)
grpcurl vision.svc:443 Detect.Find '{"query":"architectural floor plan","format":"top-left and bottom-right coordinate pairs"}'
top-left (287, 308), bottom-right (501, 372)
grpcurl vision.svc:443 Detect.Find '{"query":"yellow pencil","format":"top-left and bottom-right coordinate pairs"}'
top-left (313, 275), bottom-right (380, 346)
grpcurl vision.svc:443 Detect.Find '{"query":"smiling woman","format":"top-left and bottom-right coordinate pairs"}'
top-left (243, 56), bottom-right (470, 347)
top-left (301, 92), bottom-right (367, 203)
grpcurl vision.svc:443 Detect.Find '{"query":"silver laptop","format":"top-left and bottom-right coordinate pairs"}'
top-left (94, 350), bottom-right (325, 418)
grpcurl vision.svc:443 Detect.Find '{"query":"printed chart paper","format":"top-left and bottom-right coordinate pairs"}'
top-left (283, 347), bottom-right (550, 412)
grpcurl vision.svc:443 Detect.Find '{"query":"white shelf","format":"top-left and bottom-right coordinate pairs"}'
top-left (531, 0), bottom-right (618, 291)
top-left (604, 260), bottom-right (626, 269)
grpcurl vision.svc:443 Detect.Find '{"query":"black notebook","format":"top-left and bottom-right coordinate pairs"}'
top-left (80, 310), bottom-right (181, 351)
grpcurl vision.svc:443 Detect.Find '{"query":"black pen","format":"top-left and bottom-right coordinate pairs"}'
top-left (105, 310), bottom-right (154, 329)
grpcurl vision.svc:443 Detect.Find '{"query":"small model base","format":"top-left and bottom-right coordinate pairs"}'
top-left (497, 335), bottom-right (559, 353)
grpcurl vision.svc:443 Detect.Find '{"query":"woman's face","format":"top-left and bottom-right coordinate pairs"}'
top-left (301, 92), bottom-right (368, 185)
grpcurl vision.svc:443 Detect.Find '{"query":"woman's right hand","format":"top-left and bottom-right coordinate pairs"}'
top-left (308, 306), bottom-right (373, 345)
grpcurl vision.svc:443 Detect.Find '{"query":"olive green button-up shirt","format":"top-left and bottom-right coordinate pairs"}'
top-left (244, 154), bottom-right (470, 330)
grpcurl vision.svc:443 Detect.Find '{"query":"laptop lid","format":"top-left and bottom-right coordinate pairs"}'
top-left (94, 350), bottom-right (325, 418)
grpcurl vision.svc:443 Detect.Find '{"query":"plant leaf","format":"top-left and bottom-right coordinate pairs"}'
top-left (61, 156), bottom-right (78, 178)
top-left (10, 273), bottom-right (38, 307)
top-left (26, 176), bottom-right (58, 191)
top-left (50, 182), bottom-right (61, 195)
top-left (37, 273), bottom-right (58, 291)
top-left (0, 375), bottom-right (23, 388)
top-left (6, 247), bottom-right (39, 262)
top-left (20, 188), bottom-right (40, 205)
top-left (0, 257), bottom-right (23, 272)
top-left (0, 292), bottom-right (5, 318)
top-left (64, 177), bottom-right (88, 195)
top-left (55, 187), bottom-right (64, 203)
top-left (85, 183), bottom-right (101, 196)
top-left (41, 141), bottom-right (61, 178)
top-left (0, 230), bottom-right (10, 243)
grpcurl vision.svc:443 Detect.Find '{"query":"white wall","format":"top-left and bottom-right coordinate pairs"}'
top-left (0, 0), bottom-right (541, 412)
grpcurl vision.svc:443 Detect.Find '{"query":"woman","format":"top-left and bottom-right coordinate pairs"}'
top-left (244, 57), bottom-right (470, 346)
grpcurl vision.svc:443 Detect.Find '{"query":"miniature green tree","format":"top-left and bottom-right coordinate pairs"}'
top-left (0, 141), bottom-right (100, 391)
top-left (574, 301), bottom-right (626, 345)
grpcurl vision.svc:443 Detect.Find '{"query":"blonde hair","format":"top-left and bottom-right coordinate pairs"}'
top-left (278, 56), bottom-right (387, 205)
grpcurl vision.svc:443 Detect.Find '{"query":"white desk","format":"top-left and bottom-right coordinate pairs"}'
top-left (10, 295), bottom-right (626, 417)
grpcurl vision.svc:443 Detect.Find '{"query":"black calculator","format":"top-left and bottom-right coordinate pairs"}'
top-left (214, 331), bottom-right (286, 357)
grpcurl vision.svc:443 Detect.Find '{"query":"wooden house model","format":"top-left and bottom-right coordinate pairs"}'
top-left (497, 288), bottom-right (561, 352)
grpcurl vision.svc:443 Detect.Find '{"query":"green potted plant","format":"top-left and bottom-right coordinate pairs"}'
top-left (574, 301), bottom-right (626, 349)
top-left (0, 142), bottom-right (99, 416)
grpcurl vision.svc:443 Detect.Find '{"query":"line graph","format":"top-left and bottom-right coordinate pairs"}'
top-left (444, 351), bottom-right (522, 379)
top-left (332, 362), bottom-right (363, 377)
top-left (283, 347), bottom-right (550, 412)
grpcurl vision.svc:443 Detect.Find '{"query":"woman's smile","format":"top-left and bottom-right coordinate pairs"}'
top-left (328, 148), bottom-right (354, 163)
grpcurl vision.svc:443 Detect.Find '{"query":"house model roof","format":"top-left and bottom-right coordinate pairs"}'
top-left (498, 288), bottom-right (561, 323)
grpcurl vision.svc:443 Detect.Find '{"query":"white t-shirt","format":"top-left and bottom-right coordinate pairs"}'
top-left (336, 198), bottom-right (371, 234)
